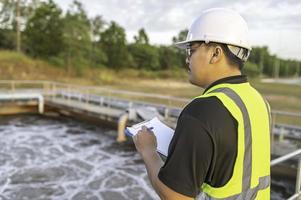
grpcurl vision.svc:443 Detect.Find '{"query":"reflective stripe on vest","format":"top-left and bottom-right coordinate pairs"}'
top-left (199, 86), bottom-right (270, 199)
top-left (201, 176), bottom-right (270, 200)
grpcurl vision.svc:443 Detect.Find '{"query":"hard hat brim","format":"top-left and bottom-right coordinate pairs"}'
top-left (175, 39), bottom-right (252, 51)
top-left (174, 39), bottom-right (208, 49)
top-left (174, 40), bottom-right (190, 49)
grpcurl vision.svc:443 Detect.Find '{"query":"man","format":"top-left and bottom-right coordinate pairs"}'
top-left (133, 8), bottom-right (271, 200)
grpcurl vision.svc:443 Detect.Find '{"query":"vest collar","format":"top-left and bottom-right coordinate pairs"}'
top-left (203, 75), bottom-right (248, 94)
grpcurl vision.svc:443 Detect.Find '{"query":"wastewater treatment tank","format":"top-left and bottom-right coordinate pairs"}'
top-left (0, 114), bottom-right (157, 200)
top-left (0, 114), bottom-right (295, 200)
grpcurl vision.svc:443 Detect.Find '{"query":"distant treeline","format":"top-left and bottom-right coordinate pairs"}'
top-left (0, 0), bottom-right (300, 77)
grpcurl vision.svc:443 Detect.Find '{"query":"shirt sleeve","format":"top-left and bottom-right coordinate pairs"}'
top-left (158, 114), bottom-right (214, 198)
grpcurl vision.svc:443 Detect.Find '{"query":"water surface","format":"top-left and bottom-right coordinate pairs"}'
top-left (0, 115), bottom-right (157, 200)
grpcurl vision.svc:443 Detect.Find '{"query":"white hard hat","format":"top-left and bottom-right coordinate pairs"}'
top-left (175, 8), bottom-right (251, 60)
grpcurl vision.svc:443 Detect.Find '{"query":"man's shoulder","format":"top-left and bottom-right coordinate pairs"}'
top-left (180, 95), bottom-right (237, 129)
top-left (182, 96), bottom-right (224, 116)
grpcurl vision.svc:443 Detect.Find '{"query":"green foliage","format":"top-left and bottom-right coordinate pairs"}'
top-left (0, 0), bottom-right (41, 29)
top-left (134, 28), bottom-right (149, 44)
top-left (128, 29), bottom-right (160, 70)
top-left (47, 55), bottom-right (65, 68)
top-left (127, 28), bottom-right (187, 71)
top-left (90, 15), bottom-right (107, 68)
top-left (91, 15), bottom-right (105, 41)
top-left (242, 62), bottom-right (260, 77)
top-left (249, 46), bottom-right (301, 77)
top-left (0, 0), bottom-right (41, 51)
top-left (0, 29), bottom-right (16, 49)
top-left (24, 0), bottom-right (64, 58)
top-left (171, 29), bottom-right (187, 68)
top-left (128, 43), bottom-right (160, 70)
top-left (62, 0), bottom-right (91, 75)
top-left (1, 2), bottom-right (300, 78)
top-left (100, 21), bottom-right (133, 68)
top-left (158, 45), bottom-right (181, 70)
top-left (249, 46), bottom-right (272, 76)
top-left (278, 59), bottom-right (300, 77)
top-left (0, 0), bottom-right (13, 26)
top-left (172, 29), bottom-right (188, 43)
top-left (89, 44), bottom-right (108, 68)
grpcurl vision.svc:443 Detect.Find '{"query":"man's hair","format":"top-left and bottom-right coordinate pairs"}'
top-left (206, 42), bottom-right (245, 70)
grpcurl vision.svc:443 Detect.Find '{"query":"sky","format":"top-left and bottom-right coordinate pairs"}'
top-left (53, 0), bottom-right (301, 60)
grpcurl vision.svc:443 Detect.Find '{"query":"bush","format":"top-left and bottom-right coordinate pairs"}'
top-left (243, 62), bottom-right (260, 77)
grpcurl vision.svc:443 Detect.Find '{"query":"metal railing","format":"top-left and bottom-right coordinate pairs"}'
top-left (0, 80), bottom-right (190, 120)
top-left (0, 93), bottom-right (44, 113)
top-left (0, 80), bottom-right (189, 106)
top-left (271, 149), bottom-right (301, 200)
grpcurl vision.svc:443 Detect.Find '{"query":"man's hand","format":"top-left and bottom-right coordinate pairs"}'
top-left (132, 126), bottom-right (193, 200)
top-left (133, 126), bottom-right (157, 157)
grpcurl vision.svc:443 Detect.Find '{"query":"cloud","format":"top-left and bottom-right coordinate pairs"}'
top-left (53, 0), bottom-right (301, 59)
top-left (54, 0), bottom-right (215, 31)
top-left (56, 0), bottom-right (301, 32)
top-left (54, 0), bottom-right (301, 31)
top-left (231, 0), bottom-right (301, 30)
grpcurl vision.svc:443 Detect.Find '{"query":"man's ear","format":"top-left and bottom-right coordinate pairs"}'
top-left (209, 46), bottom-right (222, 64)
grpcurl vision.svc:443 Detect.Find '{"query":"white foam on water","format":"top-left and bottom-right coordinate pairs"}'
top-left (0, 115), bottom-right (158, 200)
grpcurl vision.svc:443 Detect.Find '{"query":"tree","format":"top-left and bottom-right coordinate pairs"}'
top-left (24, 0), bottom-right (64, 58)
top-left (62, 0), bottom-right (91, 75)
top-left (89, 15), bottom-right (107, 68)
top-left (91, 15), bottom-right (105, 42)
top-left (171, 29), bottom-right (188, 69)
top-left (242, 62), bottom-right (260, 77)
top-left (172, 29), bottom-right (188, 43)
top-left (0, 0), bottom-right (40, 51)
top-left (128, 43), bottom-right (160, 70)
top-left (128, 28), bottom-right (160, 70)
top-left (0, 29), bottom-right (16, 49)
top-left (100, 21), bottom-right (133, 69)
top-left (134, 28), bottom-right (149, 44)
top-left (158, 45), bottom-right (180, 70)
top-left (249, 46), bottom-right (270, 76)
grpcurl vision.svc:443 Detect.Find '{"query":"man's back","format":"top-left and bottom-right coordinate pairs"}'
top-left (200, 78), bottom-right (270, 199)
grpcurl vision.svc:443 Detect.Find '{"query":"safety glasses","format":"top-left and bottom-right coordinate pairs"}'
top-left (186, 42), bottom-right (204, 58)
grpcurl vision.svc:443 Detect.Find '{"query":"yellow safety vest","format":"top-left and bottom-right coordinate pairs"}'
top-left (197, 82), bottom-right (271, 200)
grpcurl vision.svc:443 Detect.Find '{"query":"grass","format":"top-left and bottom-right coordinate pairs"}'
top-left (252, 80), bottom-right (301, 99)
top-left (250, 80), bottom-right (300, 109)
top-left (0, 50), bottom-right (66, 80)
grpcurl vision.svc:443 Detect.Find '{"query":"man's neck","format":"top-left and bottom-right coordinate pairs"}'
top-left (203, 69), bottom-right (242, 89)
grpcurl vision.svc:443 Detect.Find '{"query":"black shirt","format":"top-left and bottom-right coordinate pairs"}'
top-left (158, 75), bottom-right (248, 198)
